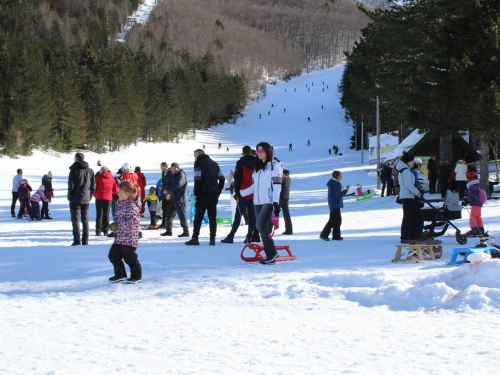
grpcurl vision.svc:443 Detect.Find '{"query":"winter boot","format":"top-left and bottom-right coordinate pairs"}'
top-left (220, 234), bottom-right (234, 243)
top-left (178, 230), bottom-right (190, 238)
top-left (185, 237), bottom-right (199, 246)
top-left (478, 227), bottom-right (488, 236)
top-left (161, 230), bottom-right (172, 236)
top-left (244, 235), bottom-right (252, 244)
top-left (209, 236), bottom-right (216, 246)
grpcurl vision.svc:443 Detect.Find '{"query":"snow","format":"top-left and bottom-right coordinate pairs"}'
top-left (2, 66), bottom-right (500, 374)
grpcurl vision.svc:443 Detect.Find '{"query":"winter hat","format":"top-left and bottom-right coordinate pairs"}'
top-left (401, 153), bottom-right (414, 164)
top-left (47, 171), bottom-right (53, 178)
top-left (467, 172), bottom-right (478, 182)
top-left (135, 166), bottom-right (141, 172)
top-left (171, 162), bottom-right (179, 169)
top-left (149, 186), bottom-right (156, 193)
top-left (414, 157), bottom-right (423, 165)
top-left (122, 162), bottom-right (131, 171)
top-left (39, 185), bottom-right (44, 190)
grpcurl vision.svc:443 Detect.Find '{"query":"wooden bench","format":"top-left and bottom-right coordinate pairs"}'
top-left (392, 241), bottom-right (444, 263)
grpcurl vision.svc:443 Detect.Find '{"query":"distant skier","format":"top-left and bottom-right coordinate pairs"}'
top-left (268, 111), bottom-right (270, 116)
top-left (226, 147), bottom-right (229, 152)
top-left (289, 143), bottom-right (293, 151)
top-left (271, 104), bottom-right (274, 108)
top-left (283, 108), bottom-right (286, 113)
top-left (308, 117), bottom-right (311, 122)
top-left (307, 139), bottom-right (311, 146)
top-left (218, 142), bottom-right (221, 150)
top-left (321, 105), bottom-right (323, 110)
top-left (329, 148), bottom-right (332, 155)
top-left (259, 114), bottom-right (261, 119)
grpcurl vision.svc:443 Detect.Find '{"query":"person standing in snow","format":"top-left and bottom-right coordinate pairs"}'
top-left (454, 159), bottom-right (468, 199)
top-left (94, 166), bottom-right (118, 236)
top-left (319, 171), bottom-right (350, 241)
top-left (134, 166), bottom-right (147, 216)
top-left (396, 153), bottom-right (421, 244)
top-left (427, 154), bottom-right (438, 194)
top-left (438, 159), bottom-right (452, 198)
top-left (41, 172), bottom-right (54, 219)
top-left (162, 162), bottom-right (190, 238)
top-left (29, 185), bottom-right (49, 220)
top-left (463, 171), bottom-right (487, 236)
top-left (108, 181), bottom-right (142, 284)
top-left (68, 152), bottom-right (95, 246)
top-left (11, 169), bottom-right (23, 218)
top-left (185, 149), bottom-right (225, 246)
top-left (280, 164), bottom-right (293, 235)
top-left (240, 142), bottom-right (283, 264)
top-left (289, 143), bottom-right (293, 151)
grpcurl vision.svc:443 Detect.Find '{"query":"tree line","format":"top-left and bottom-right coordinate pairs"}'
top-left (1, 0), bottom-right (369, 156)
top-left (339, 0), bottom-right (500, 182)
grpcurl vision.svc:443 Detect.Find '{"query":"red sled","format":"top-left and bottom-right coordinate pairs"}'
top-left (240, 243), bottom-right (297, 262)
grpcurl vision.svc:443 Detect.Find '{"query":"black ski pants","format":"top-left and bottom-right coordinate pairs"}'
top-left (192, 192), bottom-right (219, 238)
top-left (95, 199), bottom-right (112, 235)
top-left (320, 208), bottom-right (342, 240)
top-left (11, 192), bottom-right (19, 216)
top-left (70, 203), bottom-right (89, 245)
top-left (108, 243), bottom-right (142, 279)
top-left (400, 198), bottom-right (421, 241)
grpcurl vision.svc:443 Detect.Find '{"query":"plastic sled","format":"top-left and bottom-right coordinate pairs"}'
top-left (241, 243), bottom-right (297, 262)
top-left (356, 191), bottom-right (374, 201)
top-left (216, 217), bottom-right (233, 225)
top-left (448, 245), bottom-right (497, 265)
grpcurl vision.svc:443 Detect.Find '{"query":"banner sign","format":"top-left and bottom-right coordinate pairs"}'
top-left (368, 134), bottom-right (399, 165)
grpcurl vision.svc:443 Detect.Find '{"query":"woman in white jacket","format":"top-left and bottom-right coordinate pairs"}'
top-left (454, 159), bottom-right (468, 199)
top-left (241, 142), bottom-right (283, 264)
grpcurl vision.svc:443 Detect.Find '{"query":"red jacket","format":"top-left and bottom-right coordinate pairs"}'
top-left (94, 171), bottom-right (119, 200)
top-left (120, 170), bottom-right (139, 185)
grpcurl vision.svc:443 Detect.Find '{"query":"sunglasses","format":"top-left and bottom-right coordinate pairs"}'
top-left (255, 150), bottom-right (265, 155)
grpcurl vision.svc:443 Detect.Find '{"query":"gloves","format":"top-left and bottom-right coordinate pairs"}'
top-left (273, 202), bottom-right (280, 217)
top-left (462, 198), bottom-right (469, 207)
top-left (233, 192), bottom-right (242, 202)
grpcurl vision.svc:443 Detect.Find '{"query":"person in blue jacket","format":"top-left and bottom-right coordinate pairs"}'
top-left (319, 170), bottom-right (350, 241)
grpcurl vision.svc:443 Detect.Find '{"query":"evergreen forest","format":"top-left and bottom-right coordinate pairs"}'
top-left (339, 0), bottom-right (500, 165)
top-left (0, 0), bottom-right (368, 155)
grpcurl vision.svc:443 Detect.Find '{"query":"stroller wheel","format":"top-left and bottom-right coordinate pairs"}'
top-left (456, 234), bottom-right (467, 245)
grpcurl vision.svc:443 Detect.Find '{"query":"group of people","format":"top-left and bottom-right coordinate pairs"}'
top-left (11, 169), bottom-right (54, 221)
top-left (396, 153), bottom-right (486, 243)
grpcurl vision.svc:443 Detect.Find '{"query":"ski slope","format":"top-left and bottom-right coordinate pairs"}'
top-left (1, 66), bottom-right (500, 374)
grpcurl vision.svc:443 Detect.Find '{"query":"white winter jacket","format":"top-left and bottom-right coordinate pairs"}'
top-left (240, 160), bottom-right (283, 205)
top-left (396, 160), bottom-right (420, 199)
top-left (455, 162), bottom-right (468, 181)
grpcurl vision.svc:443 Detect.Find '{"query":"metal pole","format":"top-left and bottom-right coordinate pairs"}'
top-left (376, 95), bottom-right (381, 189)
top-left (361, 115), bottom-right (364, 163)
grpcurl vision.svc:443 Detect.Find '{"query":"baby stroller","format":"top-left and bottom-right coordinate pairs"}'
top-left (420, 189), bottom-right (467, 245)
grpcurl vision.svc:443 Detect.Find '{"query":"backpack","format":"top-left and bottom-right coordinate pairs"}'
top-left (478, 187), bottom-right (487, 204)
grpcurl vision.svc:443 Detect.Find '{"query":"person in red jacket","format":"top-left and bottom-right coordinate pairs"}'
top-left (135, 166), bottom-right (147, 215)
top-left (94, 166), bottom-right (119, 236)
top-left (120, 162), bottom-right (139, 186)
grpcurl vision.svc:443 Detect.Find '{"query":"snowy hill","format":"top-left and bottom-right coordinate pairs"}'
top-left (1, 65), bottom-right (500, 374)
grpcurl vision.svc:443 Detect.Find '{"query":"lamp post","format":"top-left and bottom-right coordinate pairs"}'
top-left (375, 85), bottom-right (381, 190)
top-left (361, 114), bottom-right (364, 163)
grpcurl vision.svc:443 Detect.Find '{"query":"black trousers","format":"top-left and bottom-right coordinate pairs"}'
top-left (429, 179), bottom-right (437, 194)
top-left (321, 208), bottom-right (342, 239)
top-left (280, 199), bottom-right (293, 233)
top-left (95, 199), bottom-right (111, 234)
top-left (192, 192), bottom-right (219, 238)
top-left (70, 203), bottom-right (89, 244)
top-left (160, 199), bottom-right (170, 226)
top-left (108, 243), bottom-right (142, 279)
top-left (457, 180), bottom-right (467, 199)
top-left (41, 201), bottom-right (50, 218)
top-left (18, 198), bottom-right (29, 217)
top-left (149, 211), bottom-right (157, 226)
top-left (400, 198), bottom-right (421, 241)
top-left (11, 192), bottom-right (19, 216)
top-left (229, 198), bottom-right (256, 237)
top-left (439, 178), bottom-right (449, 198)
top-left (166, 201), bottom-right (189, 232)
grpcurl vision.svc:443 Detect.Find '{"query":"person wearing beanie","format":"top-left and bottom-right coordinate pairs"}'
top-left (94, 167), bottom-right (119, 236)
top-left (395, 153), bottom-right (422, 243)
top-left (41, 172), bottom-right (54, 219)
top-left (29, 185), bottom-right (49, 221)
top-left (464, 171), bottom-right (487, 236)
top-left (143, 186), bottom-right (159, 229)
top-left (162, 162), bottom-right (190, 237)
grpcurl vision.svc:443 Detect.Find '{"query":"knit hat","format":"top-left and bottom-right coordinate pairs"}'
top-left (135, 166), bottom-right (141, 172)
top-left (47, 171), bottom-right (53, 178)
top-left (122, 162), bottom-right (131, 171)
top-left (149, 186), bottom-right (156, 193)
top-left (171, 162), bottom-right (179, 168)
top-left (401, 153), bottom-right (414, 164)
top-left (467, 172), bottom-right (478, 182)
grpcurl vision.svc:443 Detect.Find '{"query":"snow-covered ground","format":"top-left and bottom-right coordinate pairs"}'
top-left (2, 66), bottom-right (500, 374)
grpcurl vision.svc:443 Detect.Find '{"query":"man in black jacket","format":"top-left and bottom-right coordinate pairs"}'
top-left (161, 162), bottom-right (190, 238)
top-left (221, 146), bottom-right (256, 244)
top-left (185, 149), bottom-right (225, 246)
top-left (68, 152), bottom-right (95, 246)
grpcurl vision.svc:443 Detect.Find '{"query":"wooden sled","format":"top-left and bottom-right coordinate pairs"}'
top-left (392, 240), bottom-right (444, 263)
top-left (241, 243), bottom-right (297, 262)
